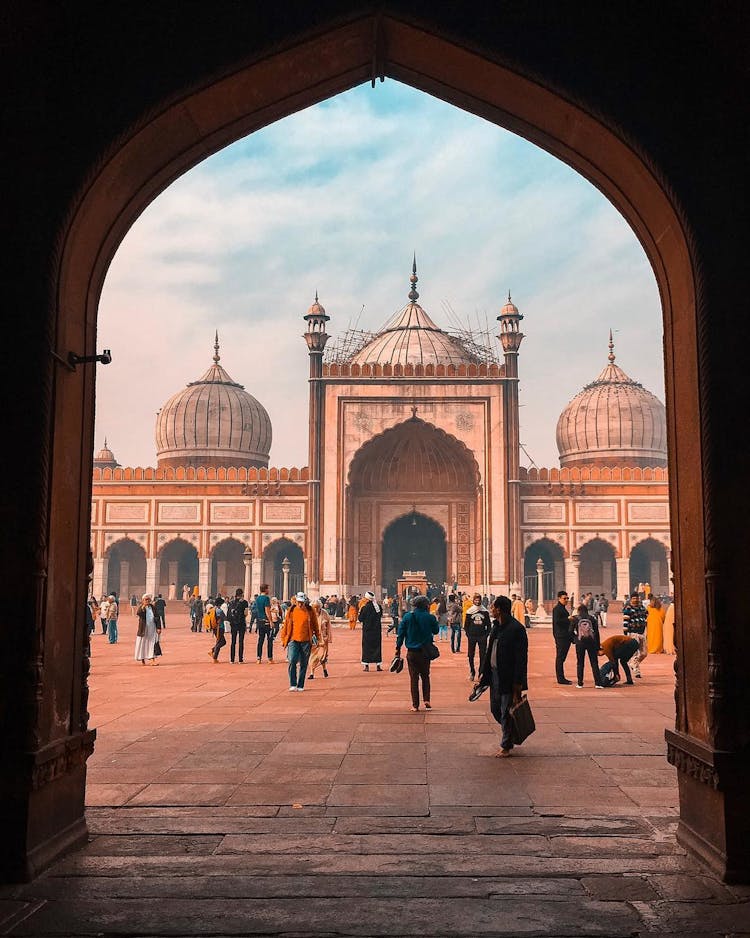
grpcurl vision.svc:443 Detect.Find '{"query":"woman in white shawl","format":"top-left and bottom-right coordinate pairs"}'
top-left (135, 594), bottom-right (161, 666)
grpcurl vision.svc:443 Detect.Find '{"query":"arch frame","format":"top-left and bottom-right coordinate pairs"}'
top-left (12, 9), bottom-right (742, 883)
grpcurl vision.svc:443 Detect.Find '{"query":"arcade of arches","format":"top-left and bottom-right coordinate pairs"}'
top-left (5, 4), bottom-right (750, 891)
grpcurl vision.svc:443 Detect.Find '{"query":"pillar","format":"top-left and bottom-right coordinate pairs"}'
top-left (216, 560), bottom-right (227, 595)
top-left (564, 554), bottom-right (580, 605)
top-left (536, 557), bottom-right (545, 606)
top-left (243, 550), bottom-right (252, 599)
top-left (615, 557), bottom-right (630, 601)
top-left (303, 293), bottom-right (330, 589)
top-left (145, 558), bottom-right (158, 598)
top-left (281, 557), bottom-right (291, 603)
top-left (167, 561), bottom-right (178, 595)
top-left (92, 557), bottom-right (107, 599)
top-left (119, 560), bottom-right (129, 600)
top-left (251, 556), bottom-right (263, 596)
top-left (198, 558), bottom-right (210, 600)
top-left (498, 292), bottom-right (524, 587)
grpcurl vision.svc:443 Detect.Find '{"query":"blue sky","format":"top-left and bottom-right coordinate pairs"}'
top-left (96, 80), bottom-right (664, 469)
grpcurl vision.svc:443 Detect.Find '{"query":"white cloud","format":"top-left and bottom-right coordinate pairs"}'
top-left (96, 81), bottom-right (663, 470)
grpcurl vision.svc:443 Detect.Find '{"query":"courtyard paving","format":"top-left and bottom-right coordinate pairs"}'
top-left (2, 611), bottom-right (749, 936)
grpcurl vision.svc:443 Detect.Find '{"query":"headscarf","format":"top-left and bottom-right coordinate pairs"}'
top-left (365, 590), bottom-right (381, 614)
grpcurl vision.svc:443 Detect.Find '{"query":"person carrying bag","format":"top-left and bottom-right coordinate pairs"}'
top-left (395, 595), bottom-right (439, 712)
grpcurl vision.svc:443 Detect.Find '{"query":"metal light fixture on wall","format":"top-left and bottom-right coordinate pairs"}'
top-left (411, 504), bottom-right (417, 527)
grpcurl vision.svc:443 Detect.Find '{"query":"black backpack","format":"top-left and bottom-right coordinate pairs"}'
top-left (227, 600), bottom-right (245, 626)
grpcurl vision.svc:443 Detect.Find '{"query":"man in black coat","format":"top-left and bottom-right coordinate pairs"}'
top-left (477, 595), bottom-right (528, 757)
top-left (552, 590), bottom-right (573, 684)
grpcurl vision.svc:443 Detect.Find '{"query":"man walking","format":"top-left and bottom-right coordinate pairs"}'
top-left (447, 593), bottom-right (463, 653)
top-left (463, 593), bottom-right (491, 682)
top-left (622, 591), bottom-right (648, 678)
top-left (477, 596), bottom-right (528, 757)
top-left (552, 590), bottom-right (573, 684)
top-left (227, 588), bottom-right (249, 663)
top-left (153, 593), bottom-right (167, 630)
top-left (280, 592), bottom-right (320, 691)
top-left (254, 583), bottom-right (273, 663)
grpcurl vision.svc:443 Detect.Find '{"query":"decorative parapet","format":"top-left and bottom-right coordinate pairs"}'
top-left (322, 361), bottom-right (505, 379)
top-left (93, 466), bottom-right (310, 482)
top-left (519, 465), bottom-right (669, 483)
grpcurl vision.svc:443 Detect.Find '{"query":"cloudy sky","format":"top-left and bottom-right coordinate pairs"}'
top-left (95, 80), bottom-right (664, 469)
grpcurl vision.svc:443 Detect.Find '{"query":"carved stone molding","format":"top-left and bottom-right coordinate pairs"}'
top-left (30, 731), bottom-right (96, 791)
top-left (667, 739), bottom-right (720, 790)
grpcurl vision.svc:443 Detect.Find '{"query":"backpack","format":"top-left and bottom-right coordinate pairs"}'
top-left (577, 616), bottom-right (595, 640)
top-left (227, 599), bottom-right (245, 626)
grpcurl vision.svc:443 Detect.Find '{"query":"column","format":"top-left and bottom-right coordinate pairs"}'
top-left (281, 557), bottom-right (291, 602)
top-left (216, 560), bottom-right (227, 595)
top-left (198, 558), bottom-right (210, 599)
top-left (536, 558), bottom-right (545, 608)
top-left (243, 550), bottom-right (252, 598)
top-left (119, 560), bottom-right (129, 600)
top-left (498, 295), bottom-right (524, 588)
top-left (564, 554), bottom-right (580, 605)
top-left (145, 558), bottom-right (158, 597)
top-left (303, 295), bottom-right (330, 588)
top-left (615, 557), bottom-right (630, 601)
top-left (251, 556), bottom-right (263, 595)
top-left (92, 557), bottom-right (107, 599)
top-left (167, 561), bottom-right (179, 594)
top-left (650, 560), bottom-right (662, 594)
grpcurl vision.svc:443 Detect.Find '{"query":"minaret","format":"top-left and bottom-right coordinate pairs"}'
top-left (303, 293), bottom-right (330, 594)
top-left (498, 293), bottom-right (525, 590)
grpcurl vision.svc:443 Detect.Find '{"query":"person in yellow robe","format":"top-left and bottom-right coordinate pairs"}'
top-left (646, 596), bottom-right (666, 654)
top-left (662, 600), bottom-right (676, 654)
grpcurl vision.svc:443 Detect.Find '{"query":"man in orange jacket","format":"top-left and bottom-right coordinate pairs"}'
top-left (280, 592), bottom-right (320, 692)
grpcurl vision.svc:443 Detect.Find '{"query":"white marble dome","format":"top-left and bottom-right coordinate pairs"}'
top-left (556, 337), bottom-right (667, 468)
top-left (155, 336), bottom-right (272, 469)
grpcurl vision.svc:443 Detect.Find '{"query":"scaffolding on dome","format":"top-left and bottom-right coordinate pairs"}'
top-left (323, 301), bottom-right (501, 367)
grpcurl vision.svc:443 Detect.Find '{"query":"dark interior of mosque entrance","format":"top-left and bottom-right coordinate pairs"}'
top-left (211, 539), bottom-right (246, 598)
top-left (263, 538), bottom-right (304, 600)
top-left (158, 539), bottom-right (199, 597)
top-left (629, 538), bottom-right (670, 596)
top-left (382, 513), bottom-right (446, 597)
top-left (523, 538), bottom-right (565, 602)
top-left (105, 538), bottom-right (146, 600)
top-left (578, 538), bottom-right (617, 601)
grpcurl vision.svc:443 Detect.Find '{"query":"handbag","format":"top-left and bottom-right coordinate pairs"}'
top-left (422, 641), bottom-right (440, 660)
top-left (153, 638), bottom-right (163, 657)
top-left (509, 695), bottom-right (535, 745)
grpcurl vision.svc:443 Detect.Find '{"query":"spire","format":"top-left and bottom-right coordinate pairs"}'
top-left (408, 254), bottom-right (419, 303)
top-left (103, 436), bottom-right (108, 449)
top-left (608, 329), bottom-right (616, 364)
top-left (213, 330), bottom-right (221, 364)
top-left (508, 290), bottom-right (512, 303)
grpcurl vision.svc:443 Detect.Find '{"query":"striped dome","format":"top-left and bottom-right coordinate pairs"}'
top-left (155, 335), bottom-right (271, 469)
top-left (556, 336), bottom-right (667, 468)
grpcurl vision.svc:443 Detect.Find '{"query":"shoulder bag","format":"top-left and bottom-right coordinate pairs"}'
top-left (509, 695), bottom-right (535, 745)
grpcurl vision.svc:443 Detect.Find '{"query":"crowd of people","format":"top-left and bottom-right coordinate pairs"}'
top-left (86, 578), bottom-right (674, 752)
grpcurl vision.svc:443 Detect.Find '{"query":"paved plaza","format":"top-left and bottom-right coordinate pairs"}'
top-left (2, 612), bottom-right (749, 936)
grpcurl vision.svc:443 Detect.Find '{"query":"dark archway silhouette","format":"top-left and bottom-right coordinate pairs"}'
top-left (157, 538), bottom-right (199, 598)
top-left (523, 538), bottom-right (565, 602)
top-left (630, 538), bottom-right (670, 597)
top-left (210, 538), bottom-right (246, 598)
top-left (578, 538), bottom-right (617, 600)
top-left (104, 538), bottom-right (146, 601)
top-left (262, 538), bottom-right (304, 601)
top-left (382, 512), bottom-right (447, 596)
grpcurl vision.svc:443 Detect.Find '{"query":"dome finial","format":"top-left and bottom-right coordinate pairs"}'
top-left (408, 253), bottom-right (419, 302)
top-left (213, 331), bottom-right (220, 364)
top-left (608, 329), bottom-right (615, 364)
top-left (508, 290), bottom-right (512, 303)
top-left (103, 435), bottom-right (108, 448)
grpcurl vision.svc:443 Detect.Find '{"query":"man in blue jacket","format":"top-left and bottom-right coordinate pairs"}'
top-left (395, 595), bottom-right (439, 712)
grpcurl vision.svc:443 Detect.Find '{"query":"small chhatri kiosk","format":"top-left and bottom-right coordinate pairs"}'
top-left (397, 570), bottom-right (428, 607)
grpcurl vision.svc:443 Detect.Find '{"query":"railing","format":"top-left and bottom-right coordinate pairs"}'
top-left (524, 570), bottom-right (554, 602)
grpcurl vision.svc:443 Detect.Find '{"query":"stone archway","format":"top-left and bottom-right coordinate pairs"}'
top-left (210, 538), bottom-right (246, 598)
top-left (8, 9), bottom-right (746, 884)
top-left (347, 418), bottom-right (480, 592)
top-left (578, 538), bottom-right (617, 600)
top-left (630, 537), bottom-right (670, 597)
top-left (262, 538), bottom-right (304, 601)
top-left (381, 512), bottom-right (447, 596)
top-left (523, 538), bottom-right (565, 602)
top-left (104, 538), bottom-right (147, 602)
top-left (157, 538), bottom-right (199, 599)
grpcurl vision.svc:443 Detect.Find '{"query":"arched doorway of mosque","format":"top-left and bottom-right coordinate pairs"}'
top-left (347, 418), bottom-right (480, 594)
top-left (210, 538), bottom-right (246, 598)
top-left (105, 538), bottom-right (147, 601)
top-left (262, 538), bottom-right (304, 601)
top-left (523, 538), bottom-right (565, 602)
top-left (629, 537), bottom-right (670, 597)
top-left (381, 513), bottom-right (447, 597)
top-left (578, 538), bottom-right (617, 600)
top-left (157, 538), bottom-right (199, 598)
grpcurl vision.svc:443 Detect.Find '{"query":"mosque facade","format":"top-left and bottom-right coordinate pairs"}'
top-left (91, 264), bottom-right (671, 608)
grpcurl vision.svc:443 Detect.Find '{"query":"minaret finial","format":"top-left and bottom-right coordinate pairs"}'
top-left (213, 330), bottom-right (220, 364)
top-left (508, 290), bottom-right (512, 303)
top-left (103, 436), bottom-right (108, 448)
top-left (408, 254), bottom-right (419, 302)
top-left (315, 289), bottom-right (319, 303)
top-left (608, 329), bottom-right (615, 364)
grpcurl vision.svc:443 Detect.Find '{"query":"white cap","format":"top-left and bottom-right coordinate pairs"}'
top-left (365, 590), bottom-right (375, 600)
top-left (295, 591), bottom-right (307, 602)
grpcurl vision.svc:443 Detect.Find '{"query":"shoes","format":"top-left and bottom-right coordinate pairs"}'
top-left (496, 748), bottom-right (512, 758)
top-left (558, 679), bottom-right (573, 685)
top-left (595, 684), bottom-right (605, 689)
top-left (625, 680), bottom-right (634, 685)
top-left (410, 706), bottom-right (419, 712)
top-left (289, 686), bottom-right (297, 692)
top-left (257, 658), bottom-right (261, 664)
top-left (268, 659), bottom-right (274, 664)
top-left (424, 702), bottom-right (432, 710)
top-left (297, 687), bottom-right (305, 693)
top-left (576, 683), bottom-right (584, 688)
top-left (363, 665), bottom-right (369, 672)
top-left (376, 665), bottom-right (383, 671)
top-left (636, 673), bottom-right (642, 679)
top-left (323, 669), bottom-right (329, 678)
top-left (308, 673), bottom-right (315, 680)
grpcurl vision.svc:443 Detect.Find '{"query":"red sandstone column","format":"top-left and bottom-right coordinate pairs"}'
top-left (498, 295), bottom-right (524, 590)
top-left (303, 295), bottom-right (330, 595)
